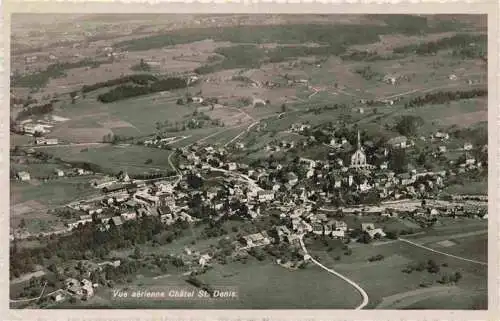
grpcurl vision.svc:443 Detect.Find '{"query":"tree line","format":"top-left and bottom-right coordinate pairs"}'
top-left (15, 102), bottom-right (54, 121)
top-left (81, 74), bottom-right (158, 93)
top-left (11, 58), bottom-right (104, 89)
top-left (97, 77), bottom-right (188, 103)
top-left (393, 33), bottom-right (486, 57)
top-left (404, 88), bottom-right (487, 108)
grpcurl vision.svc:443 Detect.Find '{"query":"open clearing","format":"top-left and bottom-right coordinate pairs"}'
top-left (309, 226), bottom-right (487, 309)
top-left (36, 144), bottom-right (175, 175)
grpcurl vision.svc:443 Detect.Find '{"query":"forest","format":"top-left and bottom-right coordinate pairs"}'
top-left (404, 88), bottom-right (487, 108)
top-left (82, 74), bottom-right (158, 93)
top-left (392, 33), bottom-right (487, 57)
top-left (97, 77), bottom-right (188, 103)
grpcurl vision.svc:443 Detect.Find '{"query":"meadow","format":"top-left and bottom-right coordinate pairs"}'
top-left (36, 144), bottom-right (175, 175)
top-left (308, 232), bottom-right (487, 309)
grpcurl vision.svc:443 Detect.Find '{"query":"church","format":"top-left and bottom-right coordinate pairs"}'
top-left (350, 131), bottom-right (375, 170)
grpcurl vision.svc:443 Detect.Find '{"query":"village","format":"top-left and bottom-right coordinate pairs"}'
top-left (10, 117), bottom-right (488, 305)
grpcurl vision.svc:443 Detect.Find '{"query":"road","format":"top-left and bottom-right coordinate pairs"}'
top-left (299, 235), bottom-right (369, 310)
top-left (224, 121), bottom-right (259, 147)
top-left (10, 281), bottom-right (48, 303)
top-left (399, 238), bottom-right (488, 266)
top-left (207, 166), bottom-right (263, 191)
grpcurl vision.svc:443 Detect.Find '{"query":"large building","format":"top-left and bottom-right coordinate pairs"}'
top-left (350, 131), bottom-right (375, 170)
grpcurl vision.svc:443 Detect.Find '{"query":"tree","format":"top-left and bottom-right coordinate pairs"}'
top-left (394, 115), bottom-right (424, 136)
top-left (427, 259), bottom-right (440, 273)
top-left (69, 91), bottom-right (77, 104)
top-left (453, 271), bottom-right (462, 282)
top-left (357, 231), bottom-right (372, 244)
top-left (390, 149), bottom-right (408, 174)
top-left (133, 246), bottom-right (142, 259)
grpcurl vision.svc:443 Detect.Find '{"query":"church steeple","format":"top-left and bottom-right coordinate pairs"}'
top-left (357, 130), bottom-right (361, 150)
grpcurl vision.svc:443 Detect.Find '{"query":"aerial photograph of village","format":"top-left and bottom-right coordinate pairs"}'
top-left (9, 14), bottom-right (488, 310)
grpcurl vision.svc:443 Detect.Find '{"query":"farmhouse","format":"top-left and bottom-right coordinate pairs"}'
top-left (54, 169), bottom-right (64, 177)
top-left (241, 231), bottom-right (271, 248)
top-left (35, 137), bottom-right (58, 145)
top-left (464, 142), bottom-right (473, 151)
top-left (134, 192), bottom-right (160, 207)
top-left (91, 176), bottom-right (117, 189)
top-left (258, 190), bottom-right (275, 202)
top-left (387, 136), bottom-right (408, 149)
top-left (23, 123), bottom-right (47, 135)
top-left (16, 171), bottom-right (31, 181)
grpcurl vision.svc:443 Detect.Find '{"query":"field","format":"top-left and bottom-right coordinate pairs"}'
top-left (74, 259), bottom-right (361, 309)
top-left (307, 221), bottom-right (488, 309)
top-left (36, 144), bottom-right (175, 175)
top-left (10, 14), bottom-right (489, 310)
top-left (10, 176), bottom-right (99, 231)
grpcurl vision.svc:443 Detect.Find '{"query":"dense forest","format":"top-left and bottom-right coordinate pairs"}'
top-left (97, 77), bottom-right (187, 103)
top-left (82, 74), bottom-right (158, 93)
top-left (404, 88), bottom-right (487, 108)
top-left (393, 33), bottom-right (487, 57)
top-left (116, 15), bottom-right (463, 52)
top-left (11, 59), bottom-right (105, 88)
top-left (10, 216), bottom-right (192, 278)
top-left (15, 102), bottom-right (54, 121)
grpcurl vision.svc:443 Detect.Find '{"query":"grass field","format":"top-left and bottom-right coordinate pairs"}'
top-left (37, 144), bottom-right (174, 175)
top-left (308, 224), bottom-right (487, 309)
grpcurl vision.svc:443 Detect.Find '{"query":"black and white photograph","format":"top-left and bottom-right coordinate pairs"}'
top-left (7, 11), bottom-right (492, 313)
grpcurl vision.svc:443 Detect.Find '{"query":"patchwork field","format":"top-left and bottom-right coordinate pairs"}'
top-left (309, 233), bottom-right (487, 309)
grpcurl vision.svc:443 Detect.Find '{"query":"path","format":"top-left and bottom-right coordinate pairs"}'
top-left (224, 121), bottom-right (259, 147)
top-left (299, 235), bottom-right (369, 310)
top-left (398, 238), bottom-right (487, 266)
top-left (10, 281), bottom-right (48, 303)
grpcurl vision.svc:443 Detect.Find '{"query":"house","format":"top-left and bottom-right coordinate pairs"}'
top-left (16, 171), bottom-right (30, 181)
top-left (91, 176), bottom-right (116, 189)
top-left (329, 228), bottom-right (345, 238)
top-left (65, 278), bottom-right (83, 296)
top-left (367, 228), bottom-right (386, 238)
top-left (465, 153), bottom-right (476, 166)
top-left (258, 190), bottom-right (275, 202)
top-left (35, 137), bottom-right (58, 145)
top-left (361, 223), bottom-right (375, 232)
top-left (464, 143), bottom-right (473, 151)
top-left (226, 163), bottom-right (237, 171)
top-left (439, 146), bottom-right (447, 153)
top-left (434, 131), bottom-right (450, 141)
top-left (199, 254), bottom-right (212, 267)
top-left (311, 222), bottom-right (324, 235)
top-left (241, 232), bottom-right (271, 248)
top-left (118, 171), bottom-right (130, 182)
top-left (287, 172), bottom-right (298, 186)
top-left (23, 123), bottom-right (46, 135)
top-left (134, 192), bottom-right (160, 207)
top-left (192, 97), bottom-right (204, 104)
top-left (81, 279), bottom-right (94, 299)
top-left (54, 169), bottom-right (64, 177)
top-left (53, 292), bottom-right (66, 302)
top-left (387, 136), bottom-right (408, 149)
top-left (120, 212), bottom-right (137, 221)
top-left (383, 75), bottom-right (397, 85)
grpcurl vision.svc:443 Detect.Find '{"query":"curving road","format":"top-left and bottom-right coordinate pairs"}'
top-left (299, 235), bottom-right (369, 310)
top-left (399, 238), bottom-right (487, 266)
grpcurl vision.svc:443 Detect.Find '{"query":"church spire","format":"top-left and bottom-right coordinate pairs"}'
top-left (357, 130), bottom-right (361, 150)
